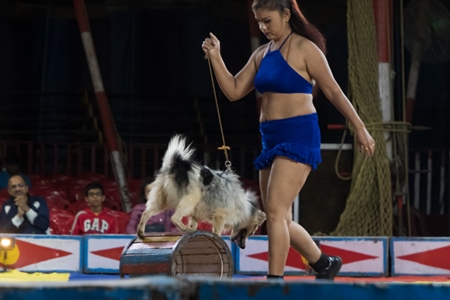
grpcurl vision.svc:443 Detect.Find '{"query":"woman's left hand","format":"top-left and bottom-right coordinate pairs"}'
top-left (202, 32), bottom-right (221, 59)
top-left (355, 127), bottom-right (376, 157)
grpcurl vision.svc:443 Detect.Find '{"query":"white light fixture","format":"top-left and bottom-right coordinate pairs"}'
top-left (0, 237), bottom-right (16, 272)
top-left (0, 237), bottom-right (15, 250)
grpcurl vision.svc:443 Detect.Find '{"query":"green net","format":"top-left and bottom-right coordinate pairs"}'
top-left (328, 0), bottom-right (393, 236)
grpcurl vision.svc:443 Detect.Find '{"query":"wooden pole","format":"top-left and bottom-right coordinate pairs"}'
top-left (73, 0), bottom-right (132, 212)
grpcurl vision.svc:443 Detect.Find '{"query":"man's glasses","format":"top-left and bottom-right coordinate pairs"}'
top-left (87, 192), bottom-right (103, 197)
top-left (9, 183), bottom-right (26, 189)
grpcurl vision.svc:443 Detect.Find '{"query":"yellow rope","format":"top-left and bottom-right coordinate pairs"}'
top-left (206, 57), bottom-right (232, 170)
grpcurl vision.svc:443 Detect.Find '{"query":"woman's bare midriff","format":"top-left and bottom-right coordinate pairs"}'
top-left (259, 93), bottom-right (316, 122)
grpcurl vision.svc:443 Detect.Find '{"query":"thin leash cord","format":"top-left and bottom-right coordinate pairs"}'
top-left (207, 57), bottom-right (232, 170)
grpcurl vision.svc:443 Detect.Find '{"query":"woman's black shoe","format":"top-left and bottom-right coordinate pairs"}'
top-left (314, 256), bottom-right (342, 280)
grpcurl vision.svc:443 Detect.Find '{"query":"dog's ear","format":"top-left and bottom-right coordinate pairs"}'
top-left (255, 210), bottom-right (267, 225)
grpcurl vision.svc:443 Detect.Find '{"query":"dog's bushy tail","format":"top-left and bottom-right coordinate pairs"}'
top-left (162, 134), bottom-right (196, 170)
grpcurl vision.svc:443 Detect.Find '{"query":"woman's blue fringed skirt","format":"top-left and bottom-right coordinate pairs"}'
top-left (253, 113), bottom-right (322, 170)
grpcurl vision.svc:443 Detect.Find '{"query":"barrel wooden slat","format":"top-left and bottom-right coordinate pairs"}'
top-left (123, 251), bottom-right (172, 263)
top-left (179, 254), bottom-right (226, 264)
top-left (180, 263), bottom-right (228, 274)
top-left (140, 236), bottom-right (181, 243)
top-left (128, 241), bottom-right (176, 250)
top-left (120, 231), bottom-right (233, 278)
top-left (122, 262), bottom-right (170, 275)
top-left (178, 239), bottom-right (218, 248)
top-left (178, 247), bottom-right (228, 255)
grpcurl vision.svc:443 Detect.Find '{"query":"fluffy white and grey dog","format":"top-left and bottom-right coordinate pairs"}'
top-left (137, 134), bottom-right (266, 249)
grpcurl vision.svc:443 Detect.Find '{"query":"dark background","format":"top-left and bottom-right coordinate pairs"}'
top-left (0, 0), bottom-right (449, 235)
top-left (0, 0), bottom-right (447, 146)
top-left (0, 0), bottom-right (353, 145)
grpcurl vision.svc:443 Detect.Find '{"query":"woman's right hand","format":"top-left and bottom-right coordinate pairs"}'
top-left (202, 32), bottom-right (221, 59)
top-left (355, 127), bottom-right (376, 158)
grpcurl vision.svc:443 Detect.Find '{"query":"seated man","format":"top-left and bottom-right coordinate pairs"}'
top-left (0, 175), bottom-right (49, 234)
top-left (70, 182), bottom-right (118, 235)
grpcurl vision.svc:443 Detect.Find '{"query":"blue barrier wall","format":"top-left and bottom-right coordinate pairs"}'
top-left (1, 276), bottom-right (450, 300)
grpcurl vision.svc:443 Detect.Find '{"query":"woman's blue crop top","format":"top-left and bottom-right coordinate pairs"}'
top-left (254, 32), bottom-right (313, 94)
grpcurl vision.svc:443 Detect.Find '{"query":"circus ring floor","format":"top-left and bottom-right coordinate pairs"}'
top-left (0, 272), bottom-right (449, 300)
top-left (1, 234), bottom-right (450, 299)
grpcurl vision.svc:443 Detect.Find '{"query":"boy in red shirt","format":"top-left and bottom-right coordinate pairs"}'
top-left (70, 182), bottom-right (118, 235)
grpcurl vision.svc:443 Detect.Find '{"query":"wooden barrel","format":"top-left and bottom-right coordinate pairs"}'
top-left (119, 231), bottom-right (233, 278)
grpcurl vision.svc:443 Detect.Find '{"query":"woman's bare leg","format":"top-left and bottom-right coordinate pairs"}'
top-left (285, 206), bottom-right (321, 263)
top-left (261, 157), bottom-right (320, 275)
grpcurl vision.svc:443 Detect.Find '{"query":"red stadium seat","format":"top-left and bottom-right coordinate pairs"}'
top-left (68, 185), bottom-right (86, 203)
top-left (0, 196), bottom-right (7, 206)
top-left (30, 187), bottom-right (68, 199)
top-left (68, 201), bottom-right (89, 215)
top-left (104, 187), bottom-right (120, 200)
top-left (46, 174), bottom-right (76, 184)
top-left (108, 210), bottom-right (130, 234)
top-left (180, 217), bottom-right (213, 232)
top-left (197, 221), bottom-right (213, 232)
top-left (49, 211), bottom-right (75, 235)
top-left (104, 198), bottom-right (122, 211)
top-left (61, 215), bottom-right (75, 235)
top-left (128, 191), bottom-right (139, 206)
top-left (78, 173), bottom-right (107, 182)
top-left (100, 179), bottom-right (117, 189)
top-left (28, 174), bottom-right (54, 188)
top-left (28, 174), bottom-right (44, 182)
top-left (50, 207), bottom-right (71, 215)
top-left (127, 178), bottom-right (143, 193)
top-left (0, 189), bottom-right (9, 199)
top-left (45, 196), bottom-right (71, 210)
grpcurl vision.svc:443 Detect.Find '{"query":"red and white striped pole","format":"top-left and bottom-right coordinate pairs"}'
top-left (373, 0), bottom-right (393, 158)
top-left (73, 0), bottom-right (132, 212)
top-left (374, 0), bottom-right (412, 235)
